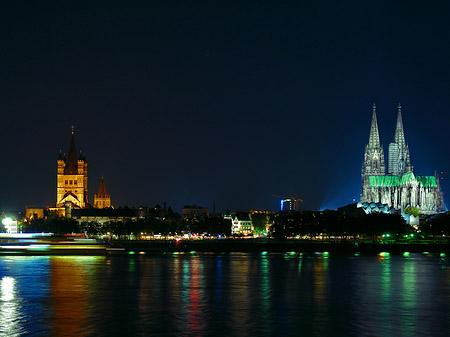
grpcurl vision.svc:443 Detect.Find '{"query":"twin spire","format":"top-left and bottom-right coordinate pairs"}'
top-left (368, 103), bottom-right (405, 147)
top-left (394, 103), bottom-right (406, 147)
top-left (368, 103), bottom-right (381, 148)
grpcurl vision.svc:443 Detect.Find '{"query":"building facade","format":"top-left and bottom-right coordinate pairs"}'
top-left (231, 213), bottom-right (253, 235)
top-left (56, 130), bottom-right (88, 209)
top-left (360, 104), bottom-right (443, 215)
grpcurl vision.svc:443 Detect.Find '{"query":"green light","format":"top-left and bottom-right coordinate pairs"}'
top-left (128, 251), bottom-right (135, 255)
top-left (289, 251), bottom-right (296, 256)
top-left (190, 251), bottom-right (196, 254)
top-left (386, 234), bottom-right (390, 237)
top-left (403, 252), bottom-right (410, 257)
top-left (440, 253), bottom-right (446, 257)
top-left (261, 251), bottom-right (268, 255)
top-left (354, 252), bottom-right (360, 256)
top-left (422, 252), bottom-right (429, 255)
top-left (323, 252), bottom-right (329, 258)
top-left (410, 234), bottom-right (414, 237)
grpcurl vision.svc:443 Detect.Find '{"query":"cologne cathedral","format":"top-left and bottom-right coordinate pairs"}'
top-left (360, 104), bottom-right (444, 215)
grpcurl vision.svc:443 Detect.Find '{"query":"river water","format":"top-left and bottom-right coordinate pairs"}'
top-left (0, 252), bottom-right (449, 336)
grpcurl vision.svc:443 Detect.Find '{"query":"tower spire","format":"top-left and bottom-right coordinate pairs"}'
top-left (368, 103), bottom-right (381, 148)
top-left (394, 103), bottom-right (406, 146)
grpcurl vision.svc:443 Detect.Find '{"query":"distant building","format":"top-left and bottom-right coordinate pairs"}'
top-left (94, 177), bottom-right (111, 209)
top-left (182, 205), bottom-right (209, 218)
top-left (281, 199), bottom-right (296, 211)
top-left (231, 213), bottom-right (252, 235)
top-left (25, 206), bottom-right (45, 221)
top-left (1, 215), bottom-right (18, 234)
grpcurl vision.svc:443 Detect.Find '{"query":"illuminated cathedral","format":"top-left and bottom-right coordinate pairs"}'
top-left (360, 104), bottom-right (444, 215)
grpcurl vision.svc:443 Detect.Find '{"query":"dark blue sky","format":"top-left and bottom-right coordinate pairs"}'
top-left (1, 1), bottom-right (450, 213)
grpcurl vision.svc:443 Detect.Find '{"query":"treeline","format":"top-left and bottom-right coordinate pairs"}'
top-left (272, 211), bottom-right (411, 238)
top-left (21, 209), bottom-right (450, 239)
top-left (272, 210), bottom-right (450, 239)
top-left (23, 212), bottom-right (232, 237)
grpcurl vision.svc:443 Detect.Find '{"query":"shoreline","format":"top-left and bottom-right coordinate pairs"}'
top-left (112, 239), bottom-right (450, 254)
top-left (1, 238), bottom-right (449, 255)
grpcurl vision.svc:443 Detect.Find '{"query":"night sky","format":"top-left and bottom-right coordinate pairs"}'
top-left (1, 1), bottom-right (450, 213)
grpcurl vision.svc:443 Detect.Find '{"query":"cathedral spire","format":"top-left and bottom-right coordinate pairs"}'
top-left (368, 103), bottom-right (381, 148)
top-left (394, 103), bottom-right (406, 146)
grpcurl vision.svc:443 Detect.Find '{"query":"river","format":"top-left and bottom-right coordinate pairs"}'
top-left (1, 252), bottom-right (449, 336)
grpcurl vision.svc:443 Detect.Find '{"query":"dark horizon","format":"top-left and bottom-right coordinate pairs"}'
top-left (1, 1), bottom-right (450, 213)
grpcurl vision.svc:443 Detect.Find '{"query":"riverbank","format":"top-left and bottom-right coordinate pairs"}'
top-left (2, 237), bottom-right (449, 255)
top-left (111, 239), bottom-right (450, 254)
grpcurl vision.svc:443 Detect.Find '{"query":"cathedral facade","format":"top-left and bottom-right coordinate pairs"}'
top-left (360, 104), bottom-right (444, 215)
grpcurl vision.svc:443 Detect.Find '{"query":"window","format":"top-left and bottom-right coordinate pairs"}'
top-left (69, 180), bottom-right (73, 185)
top-left (74, 180), bottom-right (77, 185)
top-left (65, 180), bottom-right (68, 185)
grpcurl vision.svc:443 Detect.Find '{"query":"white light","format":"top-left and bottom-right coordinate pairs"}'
top-left (1, 218), bottom-right (12, 226)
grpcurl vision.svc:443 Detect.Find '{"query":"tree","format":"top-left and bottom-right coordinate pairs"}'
top-left (250, 213), bottom-right (269, 234)
top-left (404, 207), bottom-right (420, 217)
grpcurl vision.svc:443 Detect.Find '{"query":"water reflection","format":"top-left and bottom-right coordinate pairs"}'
top-left (0, 276), bottom-right (20, 335)
top-left (49, 256), bottom-right (104, 336)
top-left (0, 253), bottom-right (449, 336)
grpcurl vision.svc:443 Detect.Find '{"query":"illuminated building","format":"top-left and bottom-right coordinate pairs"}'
top-left (1, 216), bottom-right (18, 234)
top-left (56, 128), bottom-right (88, 209)
top-left (25, 206), bottom-right (44, 221)
top-left (231, 213), bottom-right (252, 235)
top-left (281, 199), bottom-right (296, 211)
top-left (360, 104), bottom-right (443, 214)
top-left (94, 177), bottom-right (111, 209)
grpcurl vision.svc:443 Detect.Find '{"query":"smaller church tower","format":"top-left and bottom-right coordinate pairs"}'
top-left (94, 177), bottom-right (111, 209)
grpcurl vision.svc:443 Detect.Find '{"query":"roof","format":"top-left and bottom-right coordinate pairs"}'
top-left (64, 134), bottom-right (79, 174)
top-left (233, 212), bottom-right (251, 221)
top-left (96, 177), bottom-right (108, 197)
top-left (369, 172), bottom-right (437, 188)
top-left (72, 208), bottom-right (138, 218)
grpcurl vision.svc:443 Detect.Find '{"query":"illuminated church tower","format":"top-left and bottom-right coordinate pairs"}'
top-left (56, 128), bottom-right (88, 209)
top-left (94, 177), bottom-right (111, 209)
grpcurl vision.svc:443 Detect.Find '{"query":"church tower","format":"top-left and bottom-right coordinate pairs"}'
top-left (56, 128), bottom-right (88, 208)
top-left (361, 104), bottom-right (385, 202)
top-left (388, 103), bottom-right (411, 175)
top-left (94, 177), bottom-right (111, 209)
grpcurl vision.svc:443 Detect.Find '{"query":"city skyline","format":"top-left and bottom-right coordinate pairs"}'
top-left (1, 1), bottom-right (450, 212)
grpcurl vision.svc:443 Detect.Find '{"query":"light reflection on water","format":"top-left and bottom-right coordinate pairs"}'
top-left (0, 253), bottom-right (449, 336)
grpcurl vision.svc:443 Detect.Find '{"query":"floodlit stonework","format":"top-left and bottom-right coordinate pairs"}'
top-left (56, 129), bottom-right (88, 209)
top-left (360, 104), bottom-right (443, 215)
top-left (94, 177), bottom-right (111, 209)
